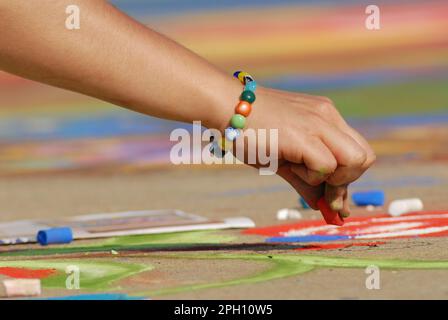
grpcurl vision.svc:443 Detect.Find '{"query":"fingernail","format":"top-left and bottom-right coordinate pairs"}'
top-left (309, 171), bottom-right (325, 185)
top-left (340, 211), bottom-right (350, 218)
top-left (330, 198), bottom-right (343, 211)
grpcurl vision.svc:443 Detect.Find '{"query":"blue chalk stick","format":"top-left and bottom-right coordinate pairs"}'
top-left (45, 293), bottom-right (144, 300)
top-left (351, 190), bottom-right (385, 206)
top-left (37, 227), bottom-right (73, 245)
top-left (266, 235), bottom-right (351, 243)
top-left (299, 197), bottom-right (310, 209)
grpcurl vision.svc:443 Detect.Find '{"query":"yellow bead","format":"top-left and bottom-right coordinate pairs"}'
top-left (219, 137), bottom-right (232, 151)
top-left (237, 72), bottom-right (250, 84)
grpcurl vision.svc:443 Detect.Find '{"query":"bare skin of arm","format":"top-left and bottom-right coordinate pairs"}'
top-left (0, 0), bottom-right (375, 216)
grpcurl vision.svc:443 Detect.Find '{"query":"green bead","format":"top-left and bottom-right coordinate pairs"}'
top-left (230, 114), bottom-right (246, 129)
top-left (240, 90), bottom-right (256, 103)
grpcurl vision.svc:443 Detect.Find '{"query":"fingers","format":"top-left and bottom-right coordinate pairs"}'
top-left (277, 163), bottom-right (324, 209)
top-left (338, 124), bottom-right (377, 170)
top-left (324, 183), bottom-right (351, 217)
top-left (267, 90), bottom-right (375, 220)
top-left (313, 102), bottom-right (376, 186)
top-left (279, 164), bottom-right (351, 218)
top-left (290, 164), bottom-right (330, 186)
top-left (282, 135), bottom-right (337, 186)
top-left (325, 184), bottom-right (346, 211)
top-left (318, 124), bottom-right (370, 186)
top-left (340, 190), bottom-right (351, 218)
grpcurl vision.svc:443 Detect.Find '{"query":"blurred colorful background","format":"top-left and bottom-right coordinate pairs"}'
top-left (0, 0), bottom-right (447, 176)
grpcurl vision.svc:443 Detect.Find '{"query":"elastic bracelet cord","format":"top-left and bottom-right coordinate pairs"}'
top-left (210, 71), bottom-right (257, 157)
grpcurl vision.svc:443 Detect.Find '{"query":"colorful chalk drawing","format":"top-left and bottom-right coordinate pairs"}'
top-left (1, 248), bottom-right (448, 298)
top-left (245, 211), bottom-right (448, 241)
top-left (138, 253), bottom-right (448, 297)
top-left (0, 230), bottom-right (447, 298)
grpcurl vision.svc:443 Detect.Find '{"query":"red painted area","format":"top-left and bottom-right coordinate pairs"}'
top-left (244, 210), bottom-right (448, 240)
top-left (0, 267), bottom-right (57, 279)
top-left (297, 242), bottom-right (386, 251)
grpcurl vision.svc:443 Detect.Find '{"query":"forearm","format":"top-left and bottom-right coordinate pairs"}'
top-left (0, 0), bottom-right (239, 129)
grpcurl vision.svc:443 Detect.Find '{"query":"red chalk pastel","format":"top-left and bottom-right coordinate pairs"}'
top-left (317, 197), bottom-right (344, 226)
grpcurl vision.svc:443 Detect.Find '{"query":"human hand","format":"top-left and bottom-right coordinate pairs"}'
top-left (231, 87), bottom-right (376, 218)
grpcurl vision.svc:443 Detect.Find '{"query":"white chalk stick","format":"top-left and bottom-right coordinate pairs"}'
top-left (276, 208), bottom-right (302, 220)
top-left (1, 279), bottom-right (41, 297)
top-left (388, 198), bottom-right (423, 217)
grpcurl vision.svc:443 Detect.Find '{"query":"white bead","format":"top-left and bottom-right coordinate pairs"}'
top-left (225, 127), bottom-right (240, 141)
top-left (388, 198), bottom-right (423, 216)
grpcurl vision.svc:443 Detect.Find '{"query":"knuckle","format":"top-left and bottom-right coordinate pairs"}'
top-left (321, 159), bottom-right (337, 175)
top-left (346, 149), bottom-right (367, 167)
top-left (315, 101), bottom-right (336, 115)
top-left (363, 151), bottom-right (377, 168)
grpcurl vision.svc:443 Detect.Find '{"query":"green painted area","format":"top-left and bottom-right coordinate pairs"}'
top-left (1, 230), bottom-right (448, 296)
top-left (317, 79), bottom-right (448, 117)
top-left (102, 230), bottom-right (235, 246)
top-left (1, 248), bottom-right (448, 296)
top-left (0, 230), bottom-right (235, 257)
top-left (144, 254), bottom-right (314, 297)
top-left (0, 259), bottom-right (150, 290)
top-left (141, 253), bottom-right (448, 296)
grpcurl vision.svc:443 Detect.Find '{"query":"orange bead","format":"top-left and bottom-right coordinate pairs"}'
top-left (235, 101), bottom-right (252, 117)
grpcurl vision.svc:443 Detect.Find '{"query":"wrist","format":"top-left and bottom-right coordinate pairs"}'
top-left (201, 76), bottom-right (242, 132)
top-left (206, 71), bottom-right (259, 158)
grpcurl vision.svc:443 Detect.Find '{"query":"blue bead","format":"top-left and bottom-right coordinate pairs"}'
top-left (352, 190), bottom-right (385, 206)
top-left (233, 71), bottom-right (242, 79)
top-left (245, 81), bottom-right (257, 92)
top-left (299, 197), bottom-right (310, 209)
top-left (225, 127), bottom-right (240, 141)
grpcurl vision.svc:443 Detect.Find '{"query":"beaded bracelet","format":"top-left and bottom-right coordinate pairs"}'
top-left (210, 71), bottom-right (257, 157)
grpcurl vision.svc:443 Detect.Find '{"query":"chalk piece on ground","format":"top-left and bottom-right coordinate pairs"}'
top-left (352, 190), bottom-right (385, 206)
top-left (1, 279), bottom-right (41, 298)
top-left (388, 198), bottom-right (423, 217)
top-left (299, 197), bottom-right (310, 209)
top-left (287, 209), bottom-right (302, 220)
top-left (37, 227), bottom-right (73, 246)
top-left (276, 208), bottom-right (302, 220)
top-left (317, 197), bottom-right (344, 226)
